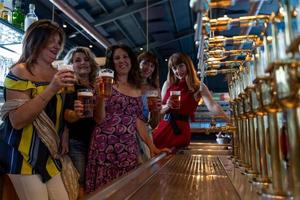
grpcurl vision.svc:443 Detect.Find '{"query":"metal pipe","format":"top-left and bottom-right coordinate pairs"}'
top-left (286, 108), bottom-right (300, 199)
top-left (49, 0), bottom-right (111, 49)
top-left (237, 0), bottom-right (265, 51)
top-left (244, 0), bottom-right (265, 36)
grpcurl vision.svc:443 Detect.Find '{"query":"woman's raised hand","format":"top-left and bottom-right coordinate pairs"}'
top-left (49, 69), bottom-right (76, 92)
top-left (74, 100), bottom-right (84, 118)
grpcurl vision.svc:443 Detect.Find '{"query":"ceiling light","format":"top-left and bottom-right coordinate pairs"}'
top-left (89, 45), bottom-right (93, 48)
top-left (63, 24), bottom-right (67, 28)
top-left (69, 33), bottom-right (77, 38)
top-left (140, 47), bottom-right (143, 51)
top-left (165, 59), bottom-right (168, 62)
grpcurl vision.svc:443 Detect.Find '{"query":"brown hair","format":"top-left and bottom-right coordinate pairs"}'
top-left (167, 52), bottom-right (200, 92)
top-left (105, 44), bottom-right (141, 88)
top-left (137, 51), bottom-right (159, 89)
top-left (12, 19), bottom-right (65, 74)
top-left (64, 46), bottom-right (98, 84)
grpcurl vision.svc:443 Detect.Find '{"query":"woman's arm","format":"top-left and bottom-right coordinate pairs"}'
top-left (61, 126), bottom-right (69, 154)
top-left (160, 81), bottom-right (171, 115)
top-left (7, 68), bottom-right (74, 129)
top-left (7, 87), bottom-right (56, 129)
top-left (200, 83), bottom-right (230, 123)
top-left (136, 118), bottom-right (171, 156)
top-left (161, 81), bottom-right (169, 100)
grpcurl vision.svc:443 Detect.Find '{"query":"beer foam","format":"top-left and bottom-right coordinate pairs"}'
top-left (148, 94), bottom-right (158, 97)
top-left (99, 72), bottom-right (114, 78)
top-left (58, 64), bottom-right (74, 71)
top-left (146, 90), bottom-right (159, 97)
top-left (170, 91), bottom-right (181, 95)
top-left (78, 91), bottom-right (93, 96)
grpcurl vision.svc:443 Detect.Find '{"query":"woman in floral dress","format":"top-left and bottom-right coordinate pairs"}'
top-left (85, 44), bottom-right (170, 192)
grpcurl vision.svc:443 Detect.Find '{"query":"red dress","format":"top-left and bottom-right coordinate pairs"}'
top-left (153, 80), bottom-right (198, 148)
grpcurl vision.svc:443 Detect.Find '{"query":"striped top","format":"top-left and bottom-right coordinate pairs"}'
top-left (0, 72), bottom-right (64, 182)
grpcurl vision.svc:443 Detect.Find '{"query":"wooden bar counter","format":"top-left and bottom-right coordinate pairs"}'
top-left (83, 142), bottom-right (262, 200)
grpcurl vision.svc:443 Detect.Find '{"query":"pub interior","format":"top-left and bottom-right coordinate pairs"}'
top-left (1, 0), bottom-right (300, 199)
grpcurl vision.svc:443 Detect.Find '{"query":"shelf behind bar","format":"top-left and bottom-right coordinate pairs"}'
top-left (0, 18), bottom-right (24, 45)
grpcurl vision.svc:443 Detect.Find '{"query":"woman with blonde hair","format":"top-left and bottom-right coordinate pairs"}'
top-left (62, 46), bottom-right (101, 198)
top-left (153, 52), bottom-right (230, 149)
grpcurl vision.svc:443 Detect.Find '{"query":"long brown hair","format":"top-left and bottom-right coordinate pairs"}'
top-left (105, 44), bottom-right (141, 88)
top-left (137, 51), bottom-right (159, 89)
top-left (12, 19), bottom-right (65, 74)
top-left (64, 46), bottom-right (98, 84)
top-left (167, 52), bottom-right (200, 92)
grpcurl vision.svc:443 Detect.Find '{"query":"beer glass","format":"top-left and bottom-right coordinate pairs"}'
top-left (170, 91), bottom-right (181, 109)
top-left (57, 63), bottom-right (75, 93)
top-left (77, 88), bottom-right (94, 118)
top-left (146, 90), bottom-right (159, 112)
top-left (98, 68), bottom-right (114, 98)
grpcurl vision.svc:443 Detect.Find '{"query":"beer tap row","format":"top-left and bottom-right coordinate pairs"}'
top-left (229, 3), bottom-right (300, 199)
top-left (190, 0), bottom-right (300, 199)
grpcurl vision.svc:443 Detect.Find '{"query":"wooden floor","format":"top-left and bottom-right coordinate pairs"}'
top-left (83, 142), bottom-right (269, 200)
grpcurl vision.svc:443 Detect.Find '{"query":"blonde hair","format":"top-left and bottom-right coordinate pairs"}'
top-left (167, 52), bottom-right (200, 92)
top-left (64, 46), bottom-right (98, 84)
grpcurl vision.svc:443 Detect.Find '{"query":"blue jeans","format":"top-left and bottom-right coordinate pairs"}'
top-left (69, 139), bottom-right (88, 186)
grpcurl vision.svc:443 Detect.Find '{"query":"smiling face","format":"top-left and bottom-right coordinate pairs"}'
top-left (72, 52), bottom-right (91, 76)
top-left (171, 63), bottom-right (187, 80)
top-left (113, 48), bottom-right (132, 76)
top-left (38, 34), bottom-right (61, 64)
top-left (139, 59), bottom-right (156, 79)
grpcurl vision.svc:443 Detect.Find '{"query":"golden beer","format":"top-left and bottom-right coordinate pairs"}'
top-left (146, 90), bottom-right (159, 111)
top-left (98, 69), bottom-right (114, 98)
top-left (77, 89), bottom-right (94, 118)
top-left (57, 63), bottom-right (75, 93)
top-left (170, 91), bottom-right (181, 109)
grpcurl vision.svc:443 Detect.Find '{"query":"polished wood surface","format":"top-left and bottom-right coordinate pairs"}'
top-left (84, 142), bottom-right (268, 200)
top-left (127, 154), bottom-right (240, 200)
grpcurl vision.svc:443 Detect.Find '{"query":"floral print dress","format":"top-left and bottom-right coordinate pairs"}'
top-left (85, 87), bottom-right (145, 192)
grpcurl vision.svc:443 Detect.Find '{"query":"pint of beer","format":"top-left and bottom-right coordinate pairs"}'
top-left (170, 91), bottom-right (181, 109)
top-left (146, 90), bottom-right (159, 111)
top-left (77, 89), bottom-right (94, 118)
top-left (98, 68), bottom-right (114, 98)
top-left (57, 63), bottom-right (75, 93)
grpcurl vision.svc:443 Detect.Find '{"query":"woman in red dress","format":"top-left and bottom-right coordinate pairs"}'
top-left (153, 52), bottom-right (230, 149)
